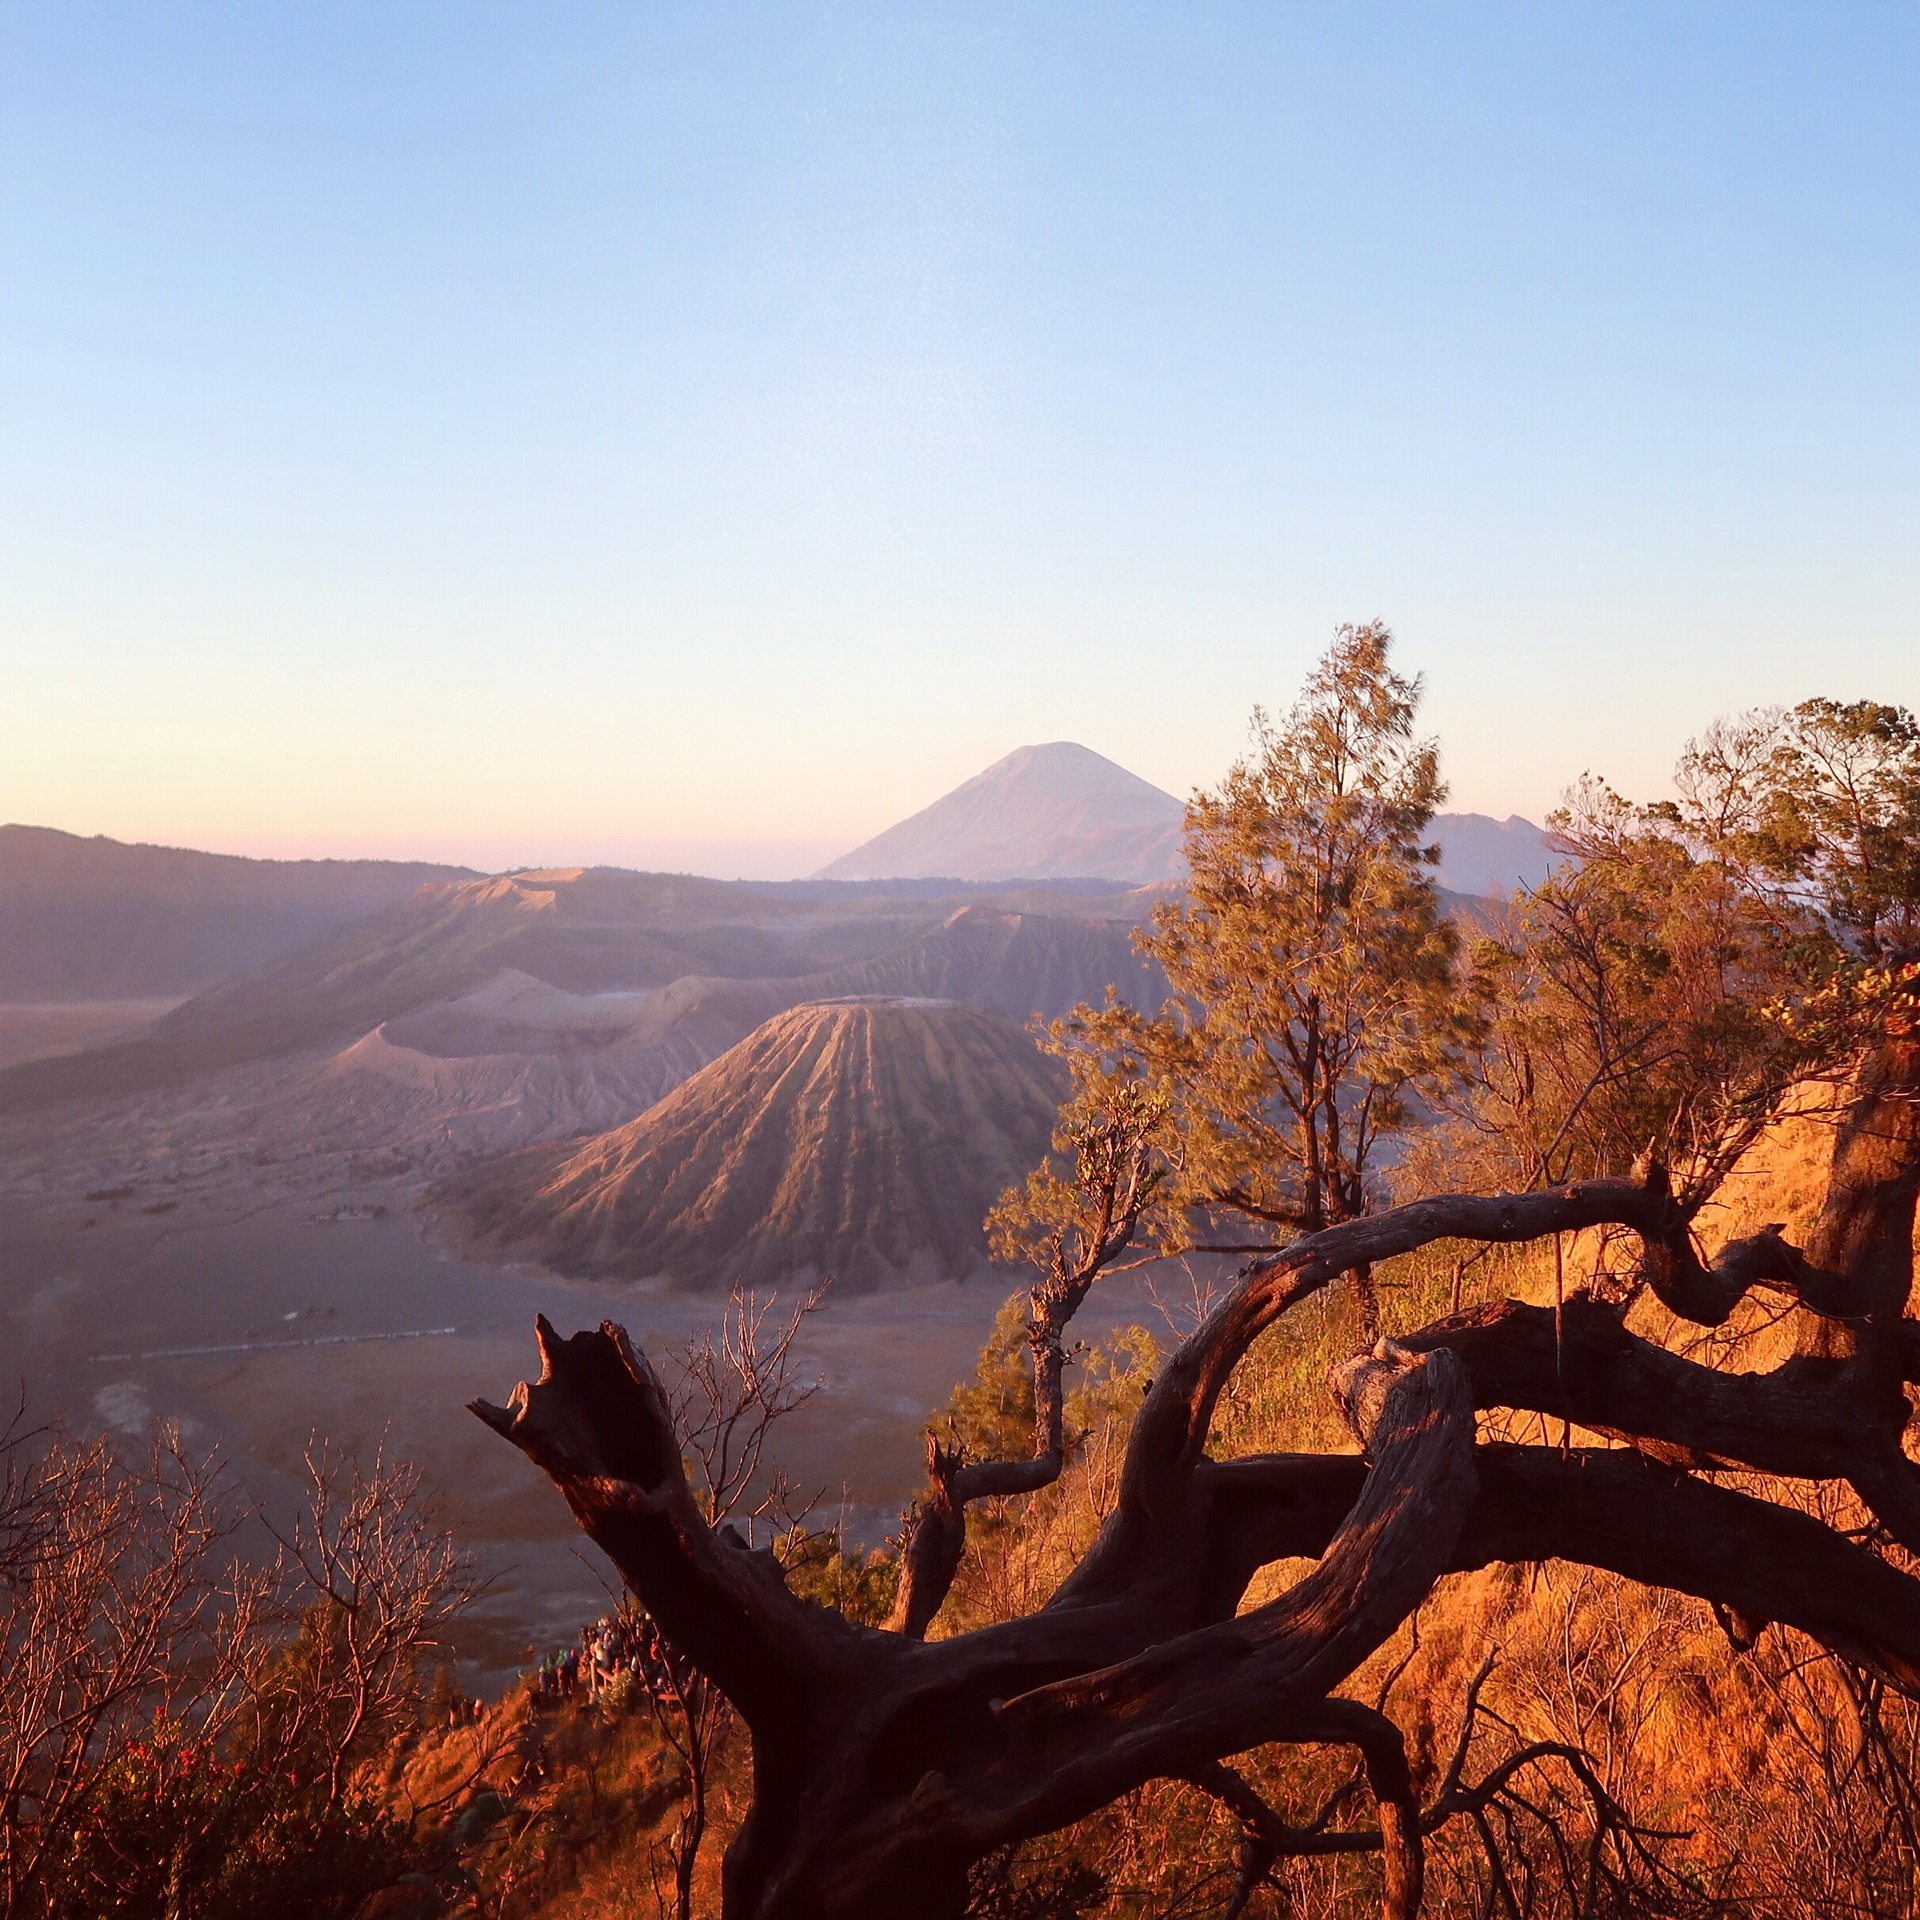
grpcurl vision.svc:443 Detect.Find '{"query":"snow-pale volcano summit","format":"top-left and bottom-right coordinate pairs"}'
top-left (814, 742), bottom-right (1185, 885)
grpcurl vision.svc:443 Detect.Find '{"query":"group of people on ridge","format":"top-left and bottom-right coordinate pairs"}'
top-left (531, 1606), bottom-right (663, 1706)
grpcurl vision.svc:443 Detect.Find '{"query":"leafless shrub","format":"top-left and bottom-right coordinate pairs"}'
top-left (0, 1410), bottom-right (473, 1919)
top-left (643, 1281), bottom-right (827, 1919)
top-left (0, 1420), bottom-right (237, 1913)
top-left (671, 1279), bottom-right (827, 1540)
top-left (259, 1437), bottom-right (478, 1805)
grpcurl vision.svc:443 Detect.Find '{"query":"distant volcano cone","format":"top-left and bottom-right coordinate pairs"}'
top-left (813, 742), bottom-right (1185, 884)
top-left (433, 998), bottom-right (1064, 1289)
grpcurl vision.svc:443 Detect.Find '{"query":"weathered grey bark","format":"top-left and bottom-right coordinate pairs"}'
top-left (473, 1001), bottom-right (1920, 1919)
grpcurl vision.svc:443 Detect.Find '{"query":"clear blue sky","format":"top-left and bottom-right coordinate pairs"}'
top-left (3, 4), bottom-right (1915, 875)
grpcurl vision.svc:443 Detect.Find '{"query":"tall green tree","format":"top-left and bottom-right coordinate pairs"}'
top-left (1146, 622), bottom-right (1468, 1249)
top-left (1003, 622), bottom-right (1474, 1338)
top-left (1421, 697), bottom-right (1920, 1209)
top-left (1673, 697), bottom-right (1920, 958)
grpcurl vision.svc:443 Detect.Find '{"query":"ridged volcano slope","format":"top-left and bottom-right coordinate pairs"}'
top-left (435, 998), bottom-right (1064, 1289)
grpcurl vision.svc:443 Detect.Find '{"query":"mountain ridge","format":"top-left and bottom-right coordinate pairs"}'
top-left (0, 866), bottom-right (1165, 1123)
top-left (432, 997), bottom-right (1065, 1289)
top-left (265, 902), bottom-right (1164, 1171)
top-left (0, 823), bottom-right (476, 998)
top-left (1426, 811), bottom-right (1560, 895)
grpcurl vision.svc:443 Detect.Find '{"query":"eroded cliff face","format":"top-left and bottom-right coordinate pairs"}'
top-left (433, 998), bottom-right (1065, 1290)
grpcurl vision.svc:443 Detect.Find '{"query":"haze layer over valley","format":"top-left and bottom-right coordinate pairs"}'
top-left (809, 740), bottom-right (1556, 894)
top-left (0, 756), bottom-right (1194, 1673)
top-left (0, 743), bottom-right (1556, 1675)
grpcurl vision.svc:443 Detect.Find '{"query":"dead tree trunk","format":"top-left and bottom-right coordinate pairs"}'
top-left (888, 1263), bottom-right (1088, 1641)
top-left (473, 1002), bottom-right (1920, 1919)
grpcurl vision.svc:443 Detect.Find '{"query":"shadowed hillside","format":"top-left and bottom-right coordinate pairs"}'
top-left (0, 823), bottom-right (473, 997)
top-left (1429, 810), bottom-right (1559, 895)
top-left (0, 868), bottom-right (949, 1110)
top-left (434, 998), bottom-right (1065, 1289)
top-left (0, 869), bottom-right (1163, 1123)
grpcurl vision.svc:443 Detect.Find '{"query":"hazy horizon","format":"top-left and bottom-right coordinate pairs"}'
top-left (3, 750), bottom-right (1552, 885)
top-left (7, 11), bottom-right (1918, 1876)
top-left (6, 4), bottom-right (1917, 875)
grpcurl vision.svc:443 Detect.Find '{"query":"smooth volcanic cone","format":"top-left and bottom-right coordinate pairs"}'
top-left (434, 997), bottom-right (1064, 1290)
top-left (814, 742), bottom-right (1186, 884)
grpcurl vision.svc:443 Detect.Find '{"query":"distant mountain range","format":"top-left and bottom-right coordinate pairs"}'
top-left (435, 998), bottom-right (1063, 1289)
top-left (1431, 813), bottom-right (1560, 896)
top-left (245, 899), bottom-right (1161, 1169)
top-left (811, 742), bottom-right (1557, 894)
top-left (0, 824), bottom-right (474, 998)
top-left (0, 759), bottom-right (1560, 1294)
top-left (0, 862), bottom-right (1162, 1118)
top-left (3, 752), bottom-right (1555, 1029)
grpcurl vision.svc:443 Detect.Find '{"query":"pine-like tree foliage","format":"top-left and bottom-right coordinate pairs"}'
top-left (1676, 697), bottom-right (1920, 958)
top-left (1004, 623), bottom-right (1477, 1335)
top-left (1144, 622), bottom-right (1472, 1239)
top-left (1421, 697), bottom-right (1920, 1207)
